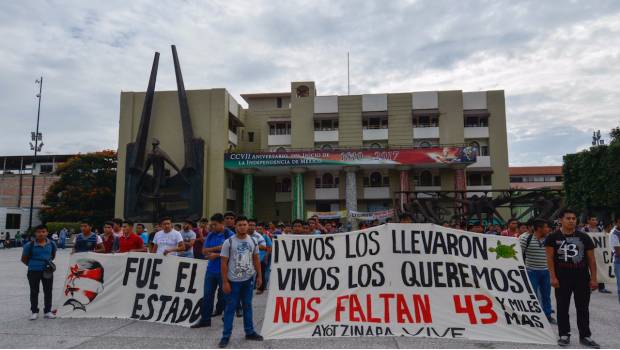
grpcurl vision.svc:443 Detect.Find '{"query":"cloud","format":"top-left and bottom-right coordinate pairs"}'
top-left (0, 0), bottom-right (619, 167)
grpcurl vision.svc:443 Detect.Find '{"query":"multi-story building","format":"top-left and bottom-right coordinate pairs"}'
top-left (115, 81), bottom-right (509, 223)
top-left (509, 166), bottom-right (563, 190)
top-left (0, 154), bottom-right (72, 237)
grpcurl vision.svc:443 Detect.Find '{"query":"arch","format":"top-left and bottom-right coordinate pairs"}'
top-left (281, 177), bottom-right (291, 192)
top-left (370, 142), bottom-right (382, 149)
top-left (322, 173), bottom-right (334, 187)
top-left (275, 147), bottom-right (287, 152)
top-left (321, 144), bottom-right (333, 150)
top-left (419, 141), bottom-right (431, 148)
top-left (369, 172), bottom-right (382, 187)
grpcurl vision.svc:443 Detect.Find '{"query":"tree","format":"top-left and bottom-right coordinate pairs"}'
top-left (610, 126), bottom-right (620, 145)
top-left (563, 129), bottom-right (620, 220)
top-left (40, 150), bottom-right (117, 229)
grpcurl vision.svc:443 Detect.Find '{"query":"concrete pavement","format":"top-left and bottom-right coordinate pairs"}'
top-left (1, 248), bottom-right (618, 348)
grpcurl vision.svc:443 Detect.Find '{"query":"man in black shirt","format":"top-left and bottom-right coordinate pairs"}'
top-left (545, 209), bottom-right (599, 348)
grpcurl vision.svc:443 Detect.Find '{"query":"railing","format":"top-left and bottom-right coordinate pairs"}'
top-left (243, 143), bottom-right (473, 153)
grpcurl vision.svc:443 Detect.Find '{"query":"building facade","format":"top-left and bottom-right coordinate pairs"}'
top-left (115, 81), bottom-right (509, 222)
top-left (0, 154), bottom-right (72, 238)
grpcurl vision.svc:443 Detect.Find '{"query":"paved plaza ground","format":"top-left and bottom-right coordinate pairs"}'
top-left (0, 248), bottom-right (618, 349)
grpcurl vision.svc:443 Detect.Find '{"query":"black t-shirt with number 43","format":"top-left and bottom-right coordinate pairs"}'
top-left (544, 230), bottom-right (594, 278)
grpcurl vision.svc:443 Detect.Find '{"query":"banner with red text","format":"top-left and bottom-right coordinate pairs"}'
top-left (261, 223), bottom-right (555, 344)
top-left (57, 252), bottom-right (206, 327)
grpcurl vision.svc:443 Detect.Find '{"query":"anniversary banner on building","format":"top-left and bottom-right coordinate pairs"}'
top-left (261, 223), bottom-right (555, 344)
top-left (585, 231), bottom-right (616, 283)
top-left (57, 252), bottom-right (206, 327)
top-left (224, 146), bottom-right (477, 169)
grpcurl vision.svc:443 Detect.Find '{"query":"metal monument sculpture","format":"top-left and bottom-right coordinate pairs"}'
top-left (124, 46), bottom-right (204, 222)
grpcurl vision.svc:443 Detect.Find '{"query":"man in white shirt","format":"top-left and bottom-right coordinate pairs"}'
top-left (151, 217), bottom-right (185, 256)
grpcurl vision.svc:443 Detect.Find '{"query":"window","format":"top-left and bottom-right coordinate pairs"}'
top-left (296, 85), bottom-right (310, 97)
top-left (314, 119), bottom-right (338, 131)
top-left (419, 141), bottom-right (431, 148)
top-left (363, 116), bottom-right (388, 129)
top-left (39, 164), bottom-right (53, 174)
top-left (320, 144), bottom-right (333, 150)
top-left (275, 147), bottom-right (287, 152)
top-left (412, 115), bottom-right (439, 127)
top-left (510, 176), bottom-right (523, 183)
top-left (248, 132), bottom-right (255, 142)
top-left (464, 115), bottom-right (489, 127)
top-left (5, 213), bottom-right (20, 230)
top-left (419, 171), bottom-right (433, 186)
top-left (276, 177), bottom-right (291, 192)
top-left (276, 97), bottom-right (283, 108)
top-left (316, 173), bottom-right (338, 188)
top-left (369, 142), bottom-right (382, 149)
top-left (467, 173), bottom-right (492, 186)
top-left (369, 172), bottom-right (382, 187)
top-left (269, 122), bottom-right (291, 135)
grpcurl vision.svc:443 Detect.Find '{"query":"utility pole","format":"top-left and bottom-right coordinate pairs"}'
top-left (28, 77), bottom-right (44, 231)
top-left (347, 51), bottom-right (350, 95)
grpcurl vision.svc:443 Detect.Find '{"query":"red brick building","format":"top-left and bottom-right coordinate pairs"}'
top-left (509, 166), bottom-right (563, 190)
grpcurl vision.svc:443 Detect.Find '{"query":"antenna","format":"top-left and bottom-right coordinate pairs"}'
top-left (347, 51), bottom-right (350, 95)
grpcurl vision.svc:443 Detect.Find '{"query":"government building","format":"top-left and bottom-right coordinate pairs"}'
top-left (115, 80), bottom-right (509, 223)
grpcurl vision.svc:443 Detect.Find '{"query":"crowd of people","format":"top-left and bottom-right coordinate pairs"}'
top-left (19, 209), bottom-right (620, 348)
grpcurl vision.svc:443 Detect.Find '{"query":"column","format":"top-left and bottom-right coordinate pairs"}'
top-left (454, 167), bottom-right (467, 221)
top-left (344, 166), bottom-right (358, 213)
top-left (241, 170), bottom-right (255, 218)
top-left (397, 166), bottom-right (411, 212)
top-left (291, 168), bottom-right (305, 220)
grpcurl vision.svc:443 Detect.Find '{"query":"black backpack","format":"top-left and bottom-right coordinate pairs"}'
top-left (521, 233), bottom-right (534, 261)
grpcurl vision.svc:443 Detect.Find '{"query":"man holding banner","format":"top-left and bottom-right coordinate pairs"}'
top-left (545, 209), bottom-right (600, 348)
top-left (219, 216), bottom-right (264, 348)
top-left (583, 215), bottom-right (612, 294)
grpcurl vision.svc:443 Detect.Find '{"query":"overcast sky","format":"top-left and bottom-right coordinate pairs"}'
top-left (1, 0), bottom-right (619, 165)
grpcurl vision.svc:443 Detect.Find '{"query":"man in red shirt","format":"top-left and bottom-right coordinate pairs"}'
top-left (501, 218), bottom-right (520, 238)
top-left (101, 221), bottom-right (117, 253)
top-left (118, 220), bottom-right (147, 253)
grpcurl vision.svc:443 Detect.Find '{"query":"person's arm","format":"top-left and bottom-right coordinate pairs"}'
top-left (253, 252), bottom-right (262, 290)
top-left (184, 238), bottom-right (196, 251)
top-left (545, 246), bottom-right (559, 288)
top-left (221, 256), bottom-right (231, 294)
top-left (586, 249), bottom-right (597, 290)
top-left (94, 243), bottom-right (105, 253)
top-left (21, 244), bottom-right (29, 265)
top-left (131, 238), bottom-right (147, 252)
top-left (151, 244), bottom-right (158, 254)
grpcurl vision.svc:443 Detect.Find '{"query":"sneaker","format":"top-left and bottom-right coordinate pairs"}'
top-left (547, 316), bottom-right (557, 325)
top-left (599, 289), bottom-right (612, 294)
top-left (580, 337), bottom-right (600, 349)
top-left (245, 333), bottom-right (263, 341)
top-left (44, 312), bottom-right (56, 319)
top-left (557, 336), bottom-right (570, 347)
top-left (218, 337), bottom-right (229, 348)
top-left (29, 313), bottom-right (38, 321)
top-left (190, 320), bottom-right (211, 328)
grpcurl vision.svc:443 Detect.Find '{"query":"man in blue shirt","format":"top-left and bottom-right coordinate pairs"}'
top-left (191, 213), bottom-right (233, 328)
top-left (256, 222), bottom-right (272, 295)
top-left (21, 225), bottom-right (57, 320)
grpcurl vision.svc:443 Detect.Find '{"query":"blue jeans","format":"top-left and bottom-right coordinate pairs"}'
top-left (222, 279), bottom-right (255, 339)
top-left (615, 263), bottom-right (620, 304)
top-left (200, 272), bottom-right (222, 322)
top-left (527, 269), bottom-right (552, 317)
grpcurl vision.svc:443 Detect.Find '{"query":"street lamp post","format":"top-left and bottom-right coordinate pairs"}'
top-left (28, 77), bottom-right (44, 231)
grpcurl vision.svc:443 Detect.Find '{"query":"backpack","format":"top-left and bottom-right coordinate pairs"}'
top-left (521, 233), bottom-right (534, 261)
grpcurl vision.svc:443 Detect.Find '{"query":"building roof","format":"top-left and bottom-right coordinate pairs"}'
top-left (509, 166), bottom-right (562, 176)
top-left (240, 92), bottom-right (290, 103)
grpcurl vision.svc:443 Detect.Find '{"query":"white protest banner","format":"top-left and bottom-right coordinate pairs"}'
top-left (261, 223), bottom-right (555, 344)
top-left (585, 232), bottom-right (616, 283)
top-left (349, 209), bottom-right (395, 221)
top-left (57, 252), bottom-right (206, 327)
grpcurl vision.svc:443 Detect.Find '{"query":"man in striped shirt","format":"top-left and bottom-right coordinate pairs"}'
top-left (520, 218), bottom-right (556, 324)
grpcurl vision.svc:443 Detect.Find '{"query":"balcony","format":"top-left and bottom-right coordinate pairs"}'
top-left (413, 127), bottom-right (439, 139)
top-left (468, 155), bottom-right (491, 168)
top-left (414, 186), bottom-right (441, 198)
top-left (315, 187), bottom-right (339, 200)
top-left (464, 127), bottom-right (489, 139)
top-left (363, 186), bottom-right (390, 199)
top-left (314, 130), bottom-right (339, 142)
top-left (362, 128), bottom-right (388, 141)
top-left (268, 134), bottom-right (291, 146)
top-left (228, 130), bottom-right (238, 145)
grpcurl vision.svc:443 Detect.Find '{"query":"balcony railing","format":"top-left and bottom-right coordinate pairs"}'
top-left (247, 143), bottom-right (473, 153)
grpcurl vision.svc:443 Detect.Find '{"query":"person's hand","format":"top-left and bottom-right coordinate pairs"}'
top-left (222, 281), bottom-right (231, 294)
top-left (551, 276), bottom-right (560, 288)
top-left (589, 278), bottom-right (598, 290)
top-left (163, 249), bottom-right (170, 256)
top-left (255, 277), bottom-right (262, 290)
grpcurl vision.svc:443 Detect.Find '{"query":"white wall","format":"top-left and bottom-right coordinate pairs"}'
top-left (314, 96), bottom-right (338, 114)
top-left (412, 91), bottom-right (438, 109)
top-left (362, 94), bottom-right (387, 111)
top-left (463, 92), bottom-right (487, 110)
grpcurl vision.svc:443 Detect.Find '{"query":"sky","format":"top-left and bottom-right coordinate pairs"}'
top-left (0, 0), bottom-right (619, 165)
